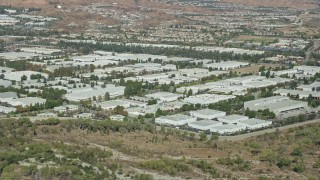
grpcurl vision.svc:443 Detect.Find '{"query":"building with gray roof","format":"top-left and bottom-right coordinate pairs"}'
top-left (244, 96), bottom-right (308, 115)
top-left (237, 118), bottom-right (272, 130)
top-left (188, 120), bottom-right (223, 131)
top-left (2, 97), bottom-right (46, 107)
top-left (217, 114), bottom-right (249, 124)
top-left (0, 92), bottom-right (18, 100)
top-left (210, 124), bottom-right (245, 134)
top-left (190, 109), bottom-right (226, 120)
top-left (155, 114), bottom-right (196, 126)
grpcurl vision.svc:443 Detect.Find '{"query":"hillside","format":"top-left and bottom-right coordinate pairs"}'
top-left (0, 0), bottom-right (207, 32)
top-left (0, 118), bottom-right (319, 179)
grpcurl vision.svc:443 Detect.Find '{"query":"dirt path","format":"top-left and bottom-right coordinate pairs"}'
top-left (88, 142), bottom-right (217, 179)
top-left (33, 138), bottom-right (189, 179)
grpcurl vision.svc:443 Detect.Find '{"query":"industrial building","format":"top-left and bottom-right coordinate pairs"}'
top-left (145, 92), bottom-right (183, 102)
top-left (110, 115), bottom-right (125, 121)
top-left (155, 114), bottom-right (197, 126)
top-left (274, 89), bottom-right (320, 100)
top-left (188, 120), bottom-right (223, 131)
top-left (189, 109), bottom-right (226, 120)
top-left (96, 100), bottom-right (131, 110)
top-left (210, 124), bottom-right (246, 134)
top-left (244, 96), bottom-right (308, 115)
top-left (2, 71), bottom-right (48, 82)
top-left (0, 92), bottom-right (18, 100)
top-left (217, 114), bottom-right (249, 124)
top-left (204, 61), bottom-right (249, 70)
top-left (2, 97), bottom-right (46, 107)
top-left (294, 66), bottom-right (320, 76)
top-left (65, 85), bottom-right (125, 102)
top-left (0, 79), bottom-right (12, 87)
top-left (53, 105), bottom-right (79, 113)
top-left (0, 105), bottom-right (16, 114)
top-left (73, 113), bottom-right (93, 119)
top-left (184, 94), bottom-right (235, 105)
top-left (37, 113), bottom-right (58, 118)
top-left (237, 118), bottom-right (272, 130)
top-left (297, 82), bottom-right (320, 92)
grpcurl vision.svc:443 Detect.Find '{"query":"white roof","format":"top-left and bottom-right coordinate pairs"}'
top-left (274, 89), bottom-right (320, 97)
top-left (239, 118), bottom-right (272, 125)
top-left (37, 112), bottom-right (57, 116)
top-left (3, 97), bottom-right (46, 107)
top-left (204, 61), bottom-right (249, 69)
top-left (190, 109), bottom-right (225, 116)
top-left (145, 92), bottom-right (182, 100)
top-left (158, 114), bottom-right (193, 121)
top-left (184, 94), bottom-right (235, 104)
top-left (0, 105), bottom-right (16, 113)
top-left (65, 85), bottom-right (125, 101)
top-left (189, 120), bottom-right (221, 126)
top-left (211, 124), bottom-right (245, 130)
top-left (97, 100), bottom-right (130, 109)
top-left (0, 52), bottom-right (40, 60)
top-left (20, 47), bottom-right (61, 55)
top-left (2, 71), bottom-right (48, 81)
top-left (0, 79), bottom-right (12, 87)
top-left (0, 92), bottom-right (17, 99)
top-left (218, 114), bottom-right (248, 121)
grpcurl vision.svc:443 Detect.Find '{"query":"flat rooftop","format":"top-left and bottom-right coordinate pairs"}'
top-left (0, 92), bottom-right (17, 99)
top-left (189, 120), bottom-right (221, 126)
top-left (145, 92), bottom-right (182, 99)
top-left (249, 99), bottom-right (306, 110)
top-left (239, 118), bottom-right (271, 125)
top-left (190, 109), bottom-right (225, 116)
top-left (274, 89), bottom-right (320, 97)
top-left (159, 114), bottom-right (193, 121)
top-left (212, 124), bottom-right (244, 130)
top-left (218, 114), bottom-right (248, 121)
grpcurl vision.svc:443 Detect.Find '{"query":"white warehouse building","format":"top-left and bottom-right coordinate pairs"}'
top-left (237, 118), bottom-right (272, 130)
top-left (53, 105), bottom-right (79, 113)
top-left (65, 85), bottom-right (125, 102)
top-left (155, 114), bottom-right (196, 126)
top-left (210, 124), bottom-right (245, 134)
top-left (184, 94), bottom-right (235, 105)
top-left (189, 109), bottom-right (226, 120)
top-left (2, 97), bottom-right (46, 107)
top-left (244, 96), bottom-right (308, 115)
top-left (145, 92), bottom-right (183, 102)
top-left (0, 105), bottom-right (16, 114)
top-left (217, 114), bottom-right (249, 124)
top-left (188, 120), bottom-right (223, 131)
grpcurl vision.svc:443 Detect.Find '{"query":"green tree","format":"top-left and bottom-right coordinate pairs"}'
top-left (187, 89), bottom-right (193, 97)
top-left (293, 163), bottom-right (305, 173)
top-left (277, 157), bottom-right (291, 169)
top-left (21, 75), bottom-right (27, 81)
top-left (199, 132), bottom-right (207, 141)
top-left (105, 92), bottom-right (110, 101)
top-left (124, 80), bottom-right (142, 97)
